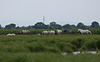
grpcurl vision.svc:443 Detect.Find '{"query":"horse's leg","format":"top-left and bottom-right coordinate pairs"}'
top-left (87, 32), bottom-right (88, 35)
top-left (82, 32), bottom-right (83, 35)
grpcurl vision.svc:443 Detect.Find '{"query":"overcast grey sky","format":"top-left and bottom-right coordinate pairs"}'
top-left (0, 0), bottom-right (100, 27)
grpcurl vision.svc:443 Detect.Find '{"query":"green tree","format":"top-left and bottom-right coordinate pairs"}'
top-left (77, 22), bottom-right (87, 29)
top-left (16, 26), bottom-right (20, 29)
top-left (0, 24), bottom-right (2, 29)
top-left (63, 24), bottom-right (71, 29)
top-left (34, 22), bottom-right (48, 29)
top-left (70, 25), bottom-right (77, 29)
top-left (91, 21), bottom-right (99, 28)
top-left (63, 24), bottom-right (77, 29)
top-left (5, 23), bottom-right (16, 29)
top-left (27, 25), bottom-right (34, 29)
top-left (50, 22), bottom-right (62, 29)
top-left (50, 22), bottom-right (57, 26)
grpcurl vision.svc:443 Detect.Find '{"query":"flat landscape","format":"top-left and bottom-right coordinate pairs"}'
top-left (1, 0), bottom-right (100, 62)
top-left (0, 34), bottom-right (100, 62)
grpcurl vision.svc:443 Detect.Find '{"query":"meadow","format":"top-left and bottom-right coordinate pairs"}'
top-left (0, 34), bottom-right (100, 62)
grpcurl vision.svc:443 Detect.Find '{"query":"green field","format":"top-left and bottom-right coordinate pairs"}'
top-left (0, 34), bottom-right (100, 62)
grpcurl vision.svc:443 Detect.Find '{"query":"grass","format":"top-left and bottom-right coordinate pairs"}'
top-left (0, 53), bottom-right (100, 62)
top-left (0, 34), bottom-right (100, 52)
top-left (65, 54), bottom-right (100, 62)
top-left (0, 34), bottom-right (100, 62)
top-left (0, 52), bottom-right (66, 62)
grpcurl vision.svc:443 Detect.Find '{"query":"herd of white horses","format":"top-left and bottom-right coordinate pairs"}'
top-left (6, 29), bottom-right (92, 36)
top-left (42, 29), bottom-right (62, 35)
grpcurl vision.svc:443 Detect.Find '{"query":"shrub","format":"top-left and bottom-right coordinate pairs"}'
top-left (47, 47), bottom-right (61, 53)
top-left (56, 42), bottom-right (76, 52)
top-left (26, 43), bottom-right (47, 52)
top-left (64, 47), bottom-right (73, 53)
top-left (71, 38), bottom-right (85, 49)
top-left (83, 40), bottom-right (96, 50)
top-left (95, 39), bottom-right (100, 49)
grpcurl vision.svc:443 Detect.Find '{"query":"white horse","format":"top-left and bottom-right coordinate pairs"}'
top-left (50, 30), bottom-right (55, 35)
top-left (20, 30), bottom-right (30, 34)
top-left (56, 29), bottom-right (62, 34)
top-left (7, 33), bottom-right (16, 36)
top-left (78, 29), bottom-right (92, 35)
top-left (42, 31), bottom-right (48, 35)
top-left (42, 30), bottom-right (55, 35)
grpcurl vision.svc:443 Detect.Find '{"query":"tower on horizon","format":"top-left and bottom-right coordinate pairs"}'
top-left (43, 16), bottom-right (45, 24)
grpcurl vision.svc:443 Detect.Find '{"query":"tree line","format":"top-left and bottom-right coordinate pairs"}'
top-left (0, 21), bottom-right (100, 29)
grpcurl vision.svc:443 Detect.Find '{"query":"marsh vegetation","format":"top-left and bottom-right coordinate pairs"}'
top-left (0, 34), bottom-right (100, 62)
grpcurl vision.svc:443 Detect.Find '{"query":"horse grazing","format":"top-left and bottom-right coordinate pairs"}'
top-left (56, 29), bottom-right (62, 34)
top-left (78, 29), bottom-right (92, 35)
top-left (64, 30), bottom-right (75, 34)
top-left (20, 30), bottom-right (30, 34)
top-left (42, 31), bottom-right (48, 35)
top-left (50, 30), bottom-right (55, 35)
top-left (7, 33), bottom-right (15, 36)
top-left (42, 30), bottom-right (55, 35)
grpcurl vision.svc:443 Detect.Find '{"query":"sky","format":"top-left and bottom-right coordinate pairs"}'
top-left (0, 0), bottom-right (100, 27)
